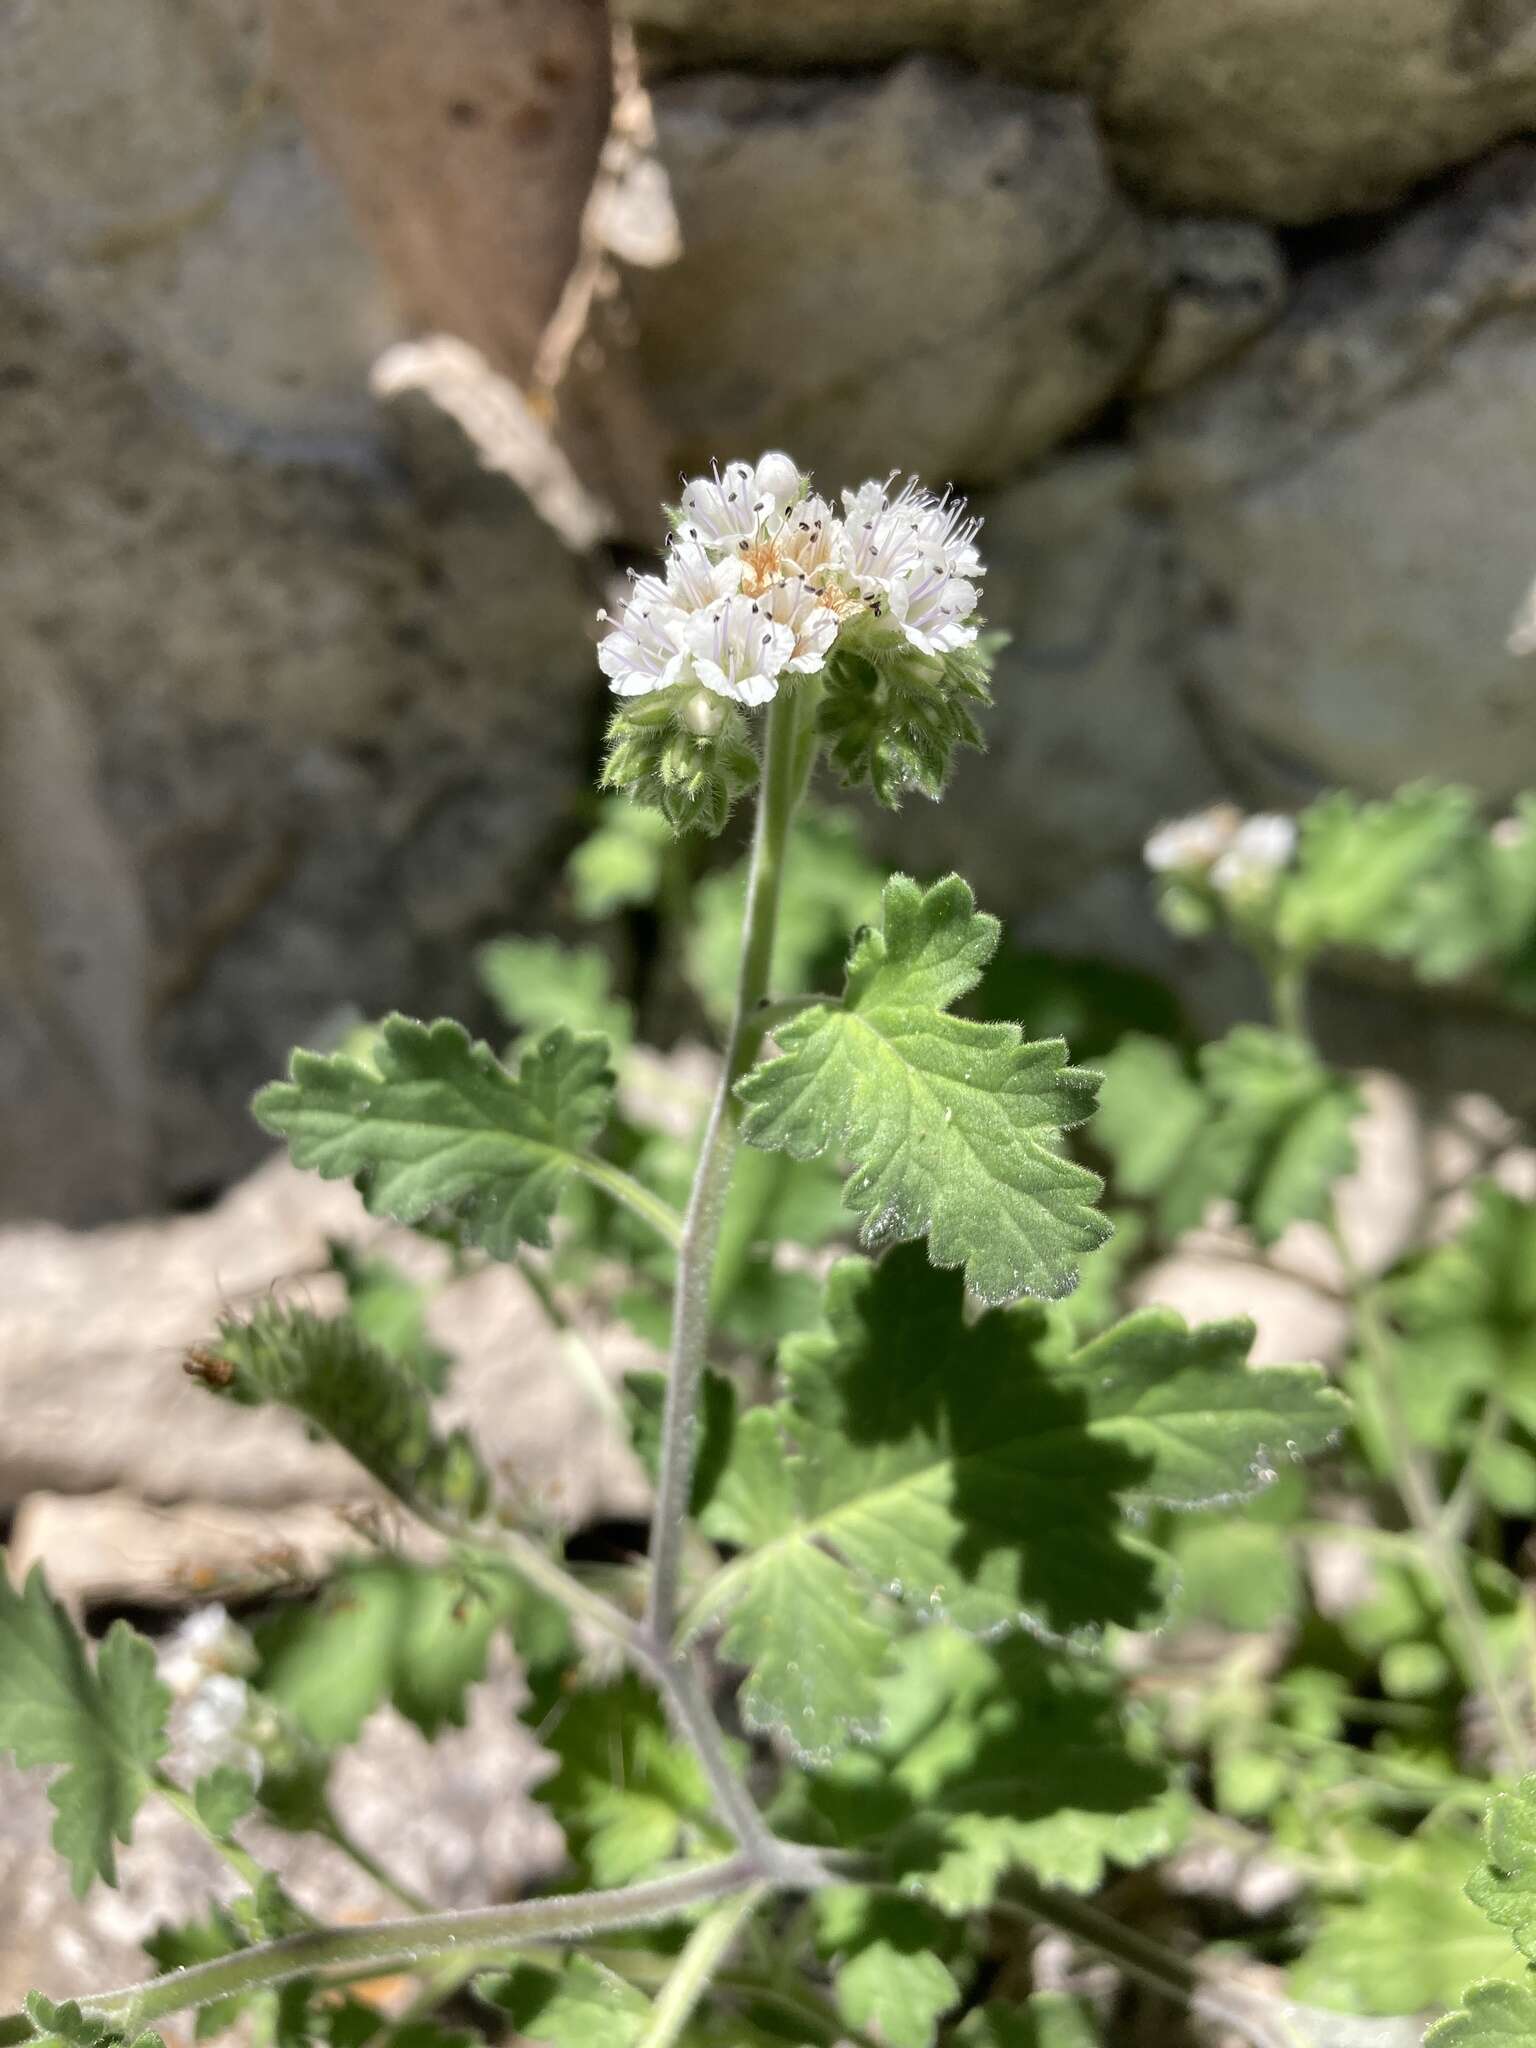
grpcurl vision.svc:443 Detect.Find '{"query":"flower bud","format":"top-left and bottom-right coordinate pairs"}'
top-left (681, 686), bottom-right (727, 738)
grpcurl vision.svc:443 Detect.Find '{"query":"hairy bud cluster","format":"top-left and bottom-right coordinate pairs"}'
top-left (600, 453), bottom-right (989, 830)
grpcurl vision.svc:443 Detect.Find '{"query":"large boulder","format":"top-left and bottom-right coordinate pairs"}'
top-left (634, 58), bottom-right (1157, 485)
top-left (622, 0), bottom-right (1536, 225)
top-left (0, 280), bottom-right (600, 1216)
top-left (1140, 147), bottom-right (1536, 802)
top-left (0, 0), bottom-right (395, 449)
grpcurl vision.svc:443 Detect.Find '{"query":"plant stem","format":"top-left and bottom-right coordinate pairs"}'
top-left (633, 1885), bottom-right (768, 2048)
top-left (153, 1773), bottom-right (296, 1908)
top-left (515, 1250), bottom-right (623, 1425)
top-left (1268, 950), bottom-right (1310, 1044)
top-left (572, 1156), bottom-right (686, 1250)
top-left (647, 685), bottom-right (811, 1652)
top-left (992, 1888), bottom-right (1311, 2048)
top-left (1350, 1272), bottom-right (1531, 1769)
top-left (317, 1806), bottom-right (434, 1916)
top-left (0, 1859), bottom-right (764, 2045)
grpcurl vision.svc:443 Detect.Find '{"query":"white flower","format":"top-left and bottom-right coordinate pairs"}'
top-left (1143, 803), bottom-right (1243, 875)
top-left (836, 475), bottom-right (984, 652)
top-left (1211, 813), bottom-right (1298, 896)
top-left (159, 1603), bottom-right (257, 1698)
top-left (677, 453), bottom-right (803, 554)
top-left (884, 564), bottom-right (980, 657)
top-left (1493, 815), bottom-right (1528, 850)
top-left (684, 593), bottom-right (796, 706)
top-left (666, 540), bottom-right (741, 611)
top-left (767, 574), bottom-right (841, 674)
top-left (596, 577), bottom-right (690, 698)
top-left (179, 1672), bottom-right (264, 1787)
top-left (777, 492), bottom-right (840, 580)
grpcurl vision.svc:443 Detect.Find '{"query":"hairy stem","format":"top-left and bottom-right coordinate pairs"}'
top-left (573, 1157), bottom-right (686, 1250)
top-left (1351, 1269), bottom-right (1531, 1769)
top-left (633, 1885), bottom-right (768, 2048)
top-left (152, 1773), bottom-right (300, 1912)
top-left (317, 1806), bottom-right (434, 1917)
top-left (647, 684), bottom-right (812, 1650)
top-left (0, 1860), bottom-right (765, 2046)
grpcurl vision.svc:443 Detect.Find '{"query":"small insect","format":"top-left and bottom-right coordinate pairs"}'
top-left (182, 1344), bottom-right (237, 1390)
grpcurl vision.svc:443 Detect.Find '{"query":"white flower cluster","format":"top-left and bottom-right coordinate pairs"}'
top-left (160, 1603), bottom-right (265, 1786)
top-left (598, 453), bottom-right (984, 708)
top-left (1144, 803), bottom-right (1297, 897)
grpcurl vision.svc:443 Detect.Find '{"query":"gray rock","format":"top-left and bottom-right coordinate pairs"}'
top-left (0, 634), bottom-right (151, 1223)
top-left (634, 59), bottom-right (1157, 486)
top-left (0, 1155), bottom-right (650, 1526)
top-left (871, 451), bottom-right (1236, 971)
top-left (0, 277), bottom-right (599, 1213)
top-left (1097, 0), bottom-right (1536, 223)
top-left (624, 0), bottom-right (1536, 225)
top-left (0, 0), bottom-right (396, 450)
top-left (1142, 148), bottom-right (1536, 803)
top-left (620, 0), bottom-right (1100, 81)
top-left (1135, 219), bottom-right (1289, 400)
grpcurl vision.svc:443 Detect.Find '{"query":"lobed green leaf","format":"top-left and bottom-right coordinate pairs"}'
top-left (690, 1245), bottom-right (1344, 1758)
top-left (738, 874), bottom-right (1109, 1304)
top-left (0, 1569), bottom-right (168, 1896)
top-left (254, 1015), bottom-right (615, 1257)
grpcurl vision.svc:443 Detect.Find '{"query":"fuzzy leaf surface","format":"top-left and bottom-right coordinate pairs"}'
top-left (953, 1996), bottom-right (1102, 2048)
top-left (255, 1015), bottom-right (615, 1256)
top-left (1467, 1778), bottom-right (1536, 1962)
top-left (789, 1625), bottom-right (1185, 1909)
top-left (1291, 1825), bottom-right (1523, 2016)
top-left (256, 1562), bottom-right (562, 1746)
top-left (1428, 1980), bottom-right (1536, 2048)
top-left (0, 1568), bottom-right (168, 1895)
top-left (524, 1669), bottom-right (726, 1887)
top-left (1095, 1027), bottom-right (1361, 1246)
top-left (692, 1246), bottom-right (1343, 1757)
top-left (477, 937), bottom-right (633, 1051)
top-left (737, 875), bottom-right (1108, 1304)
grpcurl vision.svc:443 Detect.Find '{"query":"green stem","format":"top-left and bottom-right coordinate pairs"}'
top-left (632, 1885), bottom-right (767, 2048)
top-left (992, 1888), bottom-right (1310, 2048)
top-left (572, 1158), bottom-right (685, 1250)
top-left (515, 1250), bottom-right (623, 1425)
top-left (1351, 1273), bottom-right (1531, 1769)
top-left (1267, 950), bottom-right (1310, 1043)
top-left (647, 686), bottom-right (812, 1651)
top-left (317, 1807), bottom-right (433, 1917)
top-left (153, 1774), bottom-right (296, 1909)
top-left (1440, 1391), bottom-right (1508, 1545)
top-left (0, 1859), bottom-right (763, 2046)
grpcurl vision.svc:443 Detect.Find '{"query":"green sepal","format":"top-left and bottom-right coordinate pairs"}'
top-left (817, 623), bottom-right (993, 807)
top-left (601, 682), bottom-right (759, 837)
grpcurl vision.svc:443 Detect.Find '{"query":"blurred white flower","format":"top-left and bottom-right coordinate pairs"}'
top-left (1143, 803), bottom-right (1243, 875)
top-left (159, 1603), bottom-right (257, 1698)
top-left (1211, 812), bottom-right (1298, 896)
top-left (179, 1673), bottom-right (264, 1787)
top-left (1493, 815), bottom-right (1528, 850)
